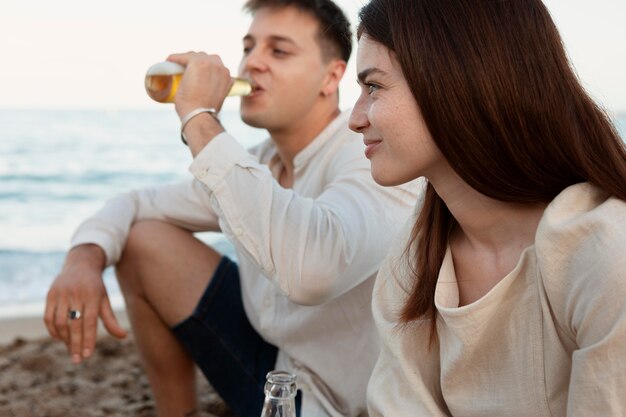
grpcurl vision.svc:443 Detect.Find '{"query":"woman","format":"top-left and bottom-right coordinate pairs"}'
top-left (349, 0), bottom-right (626, 415)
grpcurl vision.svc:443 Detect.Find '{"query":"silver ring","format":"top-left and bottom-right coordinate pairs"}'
top-left (68, 309), bottom-right (82, 320)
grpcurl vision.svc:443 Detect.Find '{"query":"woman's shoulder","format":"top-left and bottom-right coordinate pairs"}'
top-left (535, 182), bottom-right (626, 335)
top-left (536, 182), bottom-right (626, 274)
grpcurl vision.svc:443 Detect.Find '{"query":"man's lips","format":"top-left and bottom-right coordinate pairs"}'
top-left (364, 139), bottom-right (382, 159)
top-left (245, 80), bottom-right (264, 98)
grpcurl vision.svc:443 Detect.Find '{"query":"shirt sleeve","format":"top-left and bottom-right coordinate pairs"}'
top-left (71, 179), bottom-right (220, 267)
top-left (189, 132), bottom-right (419, 305)
top-left (538, 191), bottom-right (626, 416)
top-left (565, 227), bottom-right (626, 416)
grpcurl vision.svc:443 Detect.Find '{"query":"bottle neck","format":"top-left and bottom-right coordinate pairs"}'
top-left (264, 370), bottom-right (297, 400)
top-left (260, 371), bottom-right (298, 417)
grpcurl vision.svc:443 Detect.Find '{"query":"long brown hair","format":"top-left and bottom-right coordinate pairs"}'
top-left (358, 0), bottom-right (626, 337)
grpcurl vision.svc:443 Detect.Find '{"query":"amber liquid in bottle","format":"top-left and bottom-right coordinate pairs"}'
top-left (145, 61), bottom-right (252, 103)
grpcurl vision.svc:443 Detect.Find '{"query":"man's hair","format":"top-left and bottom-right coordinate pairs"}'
top-left (243, 0), bottom-right (353, 63)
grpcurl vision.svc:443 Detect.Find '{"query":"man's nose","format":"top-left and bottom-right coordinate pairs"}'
top-left (240, 47), bottom-right (268, 75)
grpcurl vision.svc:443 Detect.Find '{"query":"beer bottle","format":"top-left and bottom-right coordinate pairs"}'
top-left (259, 370), bottom-right (297, 417)
top-left (145, 61), bottom-right (252, 103)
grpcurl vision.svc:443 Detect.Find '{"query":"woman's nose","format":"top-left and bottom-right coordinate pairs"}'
top-left (349, 98), bottom-right (370, 133)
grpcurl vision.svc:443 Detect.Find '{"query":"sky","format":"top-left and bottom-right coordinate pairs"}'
top-left (1, 0), bottom-right (625, 114)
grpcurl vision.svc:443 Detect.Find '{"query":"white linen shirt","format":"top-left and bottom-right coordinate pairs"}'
top-left (368, 183), bottom-right (626, 416)
top-left (71, 111), bottom-right (419, 416)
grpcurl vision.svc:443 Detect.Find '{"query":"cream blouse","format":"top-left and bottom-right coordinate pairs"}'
top-left (369, 183), bottom-right (626, 416)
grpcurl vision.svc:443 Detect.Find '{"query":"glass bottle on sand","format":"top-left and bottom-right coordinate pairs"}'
top-left (259, 370), bottom-right (297, 417)
top-left (144, 61), bottom-right (252, 103)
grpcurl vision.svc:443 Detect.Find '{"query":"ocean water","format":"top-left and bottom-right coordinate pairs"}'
top-left (0, 109), bottom-right (625, 317)
top-left (0, 108), bottom-right (267, 317)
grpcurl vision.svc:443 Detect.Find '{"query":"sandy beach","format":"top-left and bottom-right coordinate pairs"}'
top-left (0, 312), bottom-right (234, 417)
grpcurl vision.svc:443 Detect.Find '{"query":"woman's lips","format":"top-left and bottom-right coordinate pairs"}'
top-left (364, 140), bottom-right (382, 159)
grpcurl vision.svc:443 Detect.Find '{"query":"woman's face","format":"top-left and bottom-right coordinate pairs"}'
top-left (349, 34), bottom-right (445, 186)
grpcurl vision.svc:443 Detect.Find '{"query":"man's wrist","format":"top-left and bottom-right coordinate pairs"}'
top-left (66, 244), bottom-right (106, 271)
top-left (181, 112), bottom-right (225, 156)
top-left (180, 107), bottom-right (219, 144)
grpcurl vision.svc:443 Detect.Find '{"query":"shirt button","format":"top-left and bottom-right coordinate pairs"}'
top-left (235, 228), bottom-right (243, 236)
top-left (197, 170), bottom-right (208, 179)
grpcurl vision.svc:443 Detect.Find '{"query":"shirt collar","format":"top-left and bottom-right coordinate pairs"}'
top-left (292, 110), bottom-right (350, 172)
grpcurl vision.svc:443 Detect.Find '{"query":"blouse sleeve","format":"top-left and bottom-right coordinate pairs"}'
top-left (537, 187), bottom-right (626, 416)
top-left (565, 231), bottom-right (626, 416)
top-left (368, 210), bottom-right (451, 417)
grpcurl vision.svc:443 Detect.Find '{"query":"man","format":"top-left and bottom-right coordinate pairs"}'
top-left (44, 1), bottom-right (417, 416)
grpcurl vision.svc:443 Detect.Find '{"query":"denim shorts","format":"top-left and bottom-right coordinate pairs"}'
top-left (172, 257), bottom-right (301, 417)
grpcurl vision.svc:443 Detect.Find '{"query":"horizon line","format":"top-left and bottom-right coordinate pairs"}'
top-left (2, 106), bottom-right (625, 119)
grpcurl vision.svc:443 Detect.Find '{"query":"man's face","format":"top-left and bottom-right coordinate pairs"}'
top-left (238, 6), bottom-right (331, 130)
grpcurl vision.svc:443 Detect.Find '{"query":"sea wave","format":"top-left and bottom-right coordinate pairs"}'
top-left (0, 108), bottom-right (623, 310)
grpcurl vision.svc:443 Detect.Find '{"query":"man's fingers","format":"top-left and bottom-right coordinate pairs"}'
top-left (68, 303), bottom-right (84, 364)
top-left (167, 52), bottom-right (220, 70)
top-left (166, 52), bottom-right (197, 66)
top-left (101, 297), bottom-right (127, 339)
top-left (46, 250), bottom-right (108, 362)
top-left (44, 290), bottom-right (60, 340)
top-left (54, 297), bottom-right (70, 346)
top-left (81, 302), bottom-right (100, 359)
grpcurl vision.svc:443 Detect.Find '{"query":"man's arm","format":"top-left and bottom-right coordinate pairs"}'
top-left (165, 51), bottom-right (419, 304)
top-left (189, 132), bottom-right (420, 305)
top-left (44, 178), bottom-right (221, 363)
top-left (71, 180), bottom-right (221, 267)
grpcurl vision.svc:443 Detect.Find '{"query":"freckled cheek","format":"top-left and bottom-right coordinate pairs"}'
top-left (368, 104), bottom-right (393, 133)
top-left (375, 97), bottom-right (404, 122)
top-left (375, 112), bottom-right (404, 143)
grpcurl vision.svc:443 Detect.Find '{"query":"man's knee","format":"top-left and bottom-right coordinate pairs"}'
top-left (124, 220), bottom-right (184, 259)
top-left (116, 220), bottom-right (222, 296)
top-left (115, 221), bottom-right (187, 290)
top-left (115, 221), bottom-right (224, 325)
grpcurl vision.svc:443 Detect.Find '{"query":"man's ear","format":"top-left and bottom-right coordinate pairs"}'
top-left (321, 59), bottom-right (347, 96)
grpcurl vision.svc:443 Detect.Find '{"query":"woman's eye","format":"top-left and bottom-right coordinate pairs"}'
top-left (273, 49), bottom-right (288, 56)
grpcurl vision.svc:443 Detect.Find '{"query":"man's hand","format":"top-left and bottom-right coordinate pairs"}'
top-left (166, 52), bottom-right (235, 120)
top-left (44, 244), bottom-right (127, 364)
